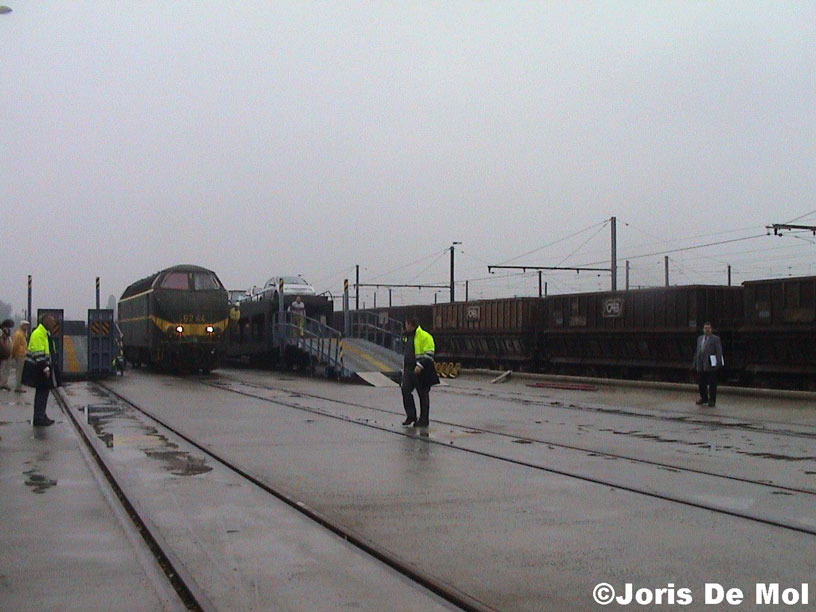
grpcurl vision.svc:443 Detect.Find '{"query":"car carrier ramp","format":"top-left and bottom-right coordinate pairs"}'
top-left (339, 337), bottom-right (402, 384)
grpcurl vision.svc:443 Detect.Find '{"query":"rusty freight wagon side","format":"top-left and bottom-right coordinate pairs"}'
top-left (742, 276), bottom-right (816, 389)
top-left (432, 298), bottom-right (545, 370)
top-left (542, 286), bottom-right (744, 381)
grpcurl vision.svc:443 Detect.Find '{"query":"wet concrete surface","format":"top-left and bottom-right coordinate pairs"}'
top-left (0, 387), bottom-right (174, 612)
top-left (61, 381), bottom-right (455, 611)
top-left (101, 368), bottom-right (816, 611)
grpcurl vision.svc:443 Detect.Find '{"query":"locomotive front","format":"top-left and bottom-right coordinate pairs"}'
top-left (151, 267), bottom-right (230, 371)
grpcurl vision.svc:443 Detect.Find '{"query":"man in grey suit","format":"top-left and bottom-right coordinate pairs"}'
top-left (693, 322), bottom-right (724, 407)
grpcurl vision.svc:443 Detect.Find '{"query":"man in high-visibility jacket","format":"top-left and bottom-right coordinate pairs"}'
top-left (400, 317), bottom-right (440, 428)
top-left (28, 314), bottom-right (58, 426)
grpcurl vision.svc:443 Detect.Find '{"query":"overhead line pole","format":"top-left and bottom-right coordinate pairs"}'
top-left (611, 216), bottom-right (617, 291)
top-left (450, 242), bottom-right (461, 302)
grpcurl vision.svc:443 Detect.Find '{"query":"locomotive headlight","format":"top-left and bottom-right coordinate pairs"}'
top-left (206, 325), bottom-right (215, 333)
top-left (175, 325), bottom-right (184, 334)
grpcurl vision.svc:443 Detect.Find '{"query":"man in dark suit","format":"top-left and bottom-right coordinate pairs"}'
top-left (693, 322), bottom-right (724, 407)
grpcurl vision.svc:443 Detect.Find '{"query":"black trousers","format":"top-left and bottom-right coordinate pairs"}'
top-left (402, 370), bottom-right (430, 424)
top-left (33, 386), bottom-right (50, 421)
top-left (698, 370), bottom-right (718, 404)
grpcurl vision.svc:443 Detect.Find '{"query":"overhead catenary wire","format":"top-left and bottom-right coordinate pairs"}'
top-left (495, 220), bottom-right (609, 266)
top-left (577, 233), bottom-right (768, 267)
top-left (784, 209), bottom-right (816, 224)
top-left (556, 221), bottom-right (610, 267)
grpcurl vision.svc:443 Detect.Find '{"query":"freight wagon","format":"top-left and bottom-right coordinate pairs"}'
top-left (742, 276), bottom-right (816, 389)
top-left (541, 286), bottom-right (745, 381)
top-left (433, 298), bottom-right (545, 370)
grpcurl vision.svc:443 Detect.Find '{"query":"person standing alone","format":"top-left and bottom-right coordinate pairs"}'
top-left (288, 295), bottom-right (306, 336)
top-left (28, 314), bottom-right (59, 426)
top-left (400, 317), bottom-right (439, 428)
top-left (693, 322), bottom-right (723, 408)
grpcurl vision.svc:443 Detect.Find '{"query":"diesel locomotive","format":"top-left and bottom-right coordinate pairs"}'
top-left (118, 264), bottom-right (230, 372)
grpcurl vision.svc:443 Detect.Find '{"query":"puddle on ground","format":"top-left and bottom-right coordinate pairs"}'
top-left (24, 470), bottom-right (57, 494)
top-left (143, 450), bottom-right (212, 476)
top-left (736, 451), bottom-right (816, 462)
top-left (87, 401), bottom-right (212, 477)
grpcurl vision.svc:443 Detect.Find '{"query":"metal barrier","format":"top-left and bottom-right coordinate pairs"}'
top-left (271, 312), bottom-right (345, 375)
top-left (87, 309), bottom-right (116, 377)
top-left (346, 310), bottom-right (405, 353)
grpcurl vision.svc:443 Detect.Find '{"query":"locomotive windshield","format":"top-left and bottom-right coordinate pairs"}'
top-left (193, 272), bottom-right (222, 290)
top-left (161, 272), bottom-right (190, 290)
top-left (159, 271), bottom-right (223, 291)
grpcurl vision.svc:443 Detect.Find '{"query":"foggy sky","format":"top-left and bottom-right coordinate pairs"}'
top-left (2, 2), bottom-right (815, 319)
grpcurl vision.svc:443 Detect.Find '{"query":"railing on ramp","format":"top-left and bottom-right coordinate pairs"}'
top-left (271, 312), bottom-right (345, 376)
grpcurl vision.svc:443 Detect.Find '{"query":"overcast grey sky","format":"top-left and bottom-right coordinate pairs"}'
top-left (2, 2), bottom-right (815, 318)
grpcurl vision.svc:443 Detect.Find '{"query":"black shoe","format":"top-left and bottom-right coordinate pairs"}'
top-left (401, 418), bottom-right (416, 426)
top-left (695, 399), bottom-right (707, 405)
top-left (413, 421), bottom-right (429, 428)
top-left (707, 401), bottom-right (716, 407)
top-left (33, 417), bottom-right (55, 427)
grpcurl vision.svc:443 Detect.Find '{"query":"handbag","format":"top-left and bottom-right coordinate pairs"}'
top-left (0, 336), bottom-right (10, 360)
top-left (21, 357), bottom-right (45, 388)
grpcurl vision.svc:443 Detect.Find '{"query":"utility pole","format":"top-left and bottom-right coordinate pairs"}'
top-left (610, 216), bottom-right (617, 291)
top-left (27, 275), bottom-right (32, 328)
top-left (727, 265), bottom-right (732, 286)
top-left (465, 280), bottom-right (469, 301)
top-left (625, 260), bottom-right (630, 290)
top-left (95, 277), bottom-right (100, 310)
top-left (343, 279), bottom-right (350, 336)
top-left (355, 264), bottom-right (360, 310)
top-left (664, 256), bottom-right (670, 287)
top-left (388, 288), bottom-right (392, 307)
top-left (538, 271), bottom-right (542, 298)
top-left (450, 242), bottom-right (461, 302)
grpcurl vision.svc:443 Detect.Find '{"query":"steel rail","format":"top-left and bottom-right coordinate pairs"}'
top-left (53, 388), bottom-right (215, 612)
top-left (96, 381), bottom-right (496, 612)
top-left (199, 375), bottom-right (816, 536)
top-left (437, 385), bottom-right (816, 441)
top-left (210, 374), bottom-right (816, 497)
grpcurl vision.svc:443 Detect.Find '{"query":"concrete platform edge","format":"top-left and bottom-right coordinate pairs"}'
top-left (55, 387), bottom-right (219, 612)
top-left (53, 388), bottom-right (187, 612)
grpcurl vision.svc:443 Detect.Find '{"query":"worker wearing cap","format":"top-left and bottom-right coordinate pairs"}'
top-left (11, 320), bottom-right (30, 393)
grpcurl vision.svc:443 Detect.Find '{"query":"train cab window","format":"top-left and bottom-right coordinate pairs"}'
top-left (193, 272), bottom-right (221, 291)
top-left (161, 272), bottom-right (190, 290)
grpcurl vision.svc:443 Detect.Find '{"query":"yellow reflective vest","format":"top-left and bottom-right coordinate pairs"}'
top-left (28, 324), bottom-right (51, 357)
top-left (413, 325), bottom-right (435, 363)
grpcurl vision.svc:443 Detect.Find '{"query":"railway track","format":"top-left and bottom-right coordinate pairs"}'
top-left (56, 370), bottom-right (816, 610)
top-left (195, 372), bottom-right (816, 536)
top-left (437, 385), bottom-right (816, 441)
top-left (54, 387), bottom-right (211, 612)
top-left (207, 373), bottom-right (816, 498)
top-left (78, 381), bottom-right (493, 612)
